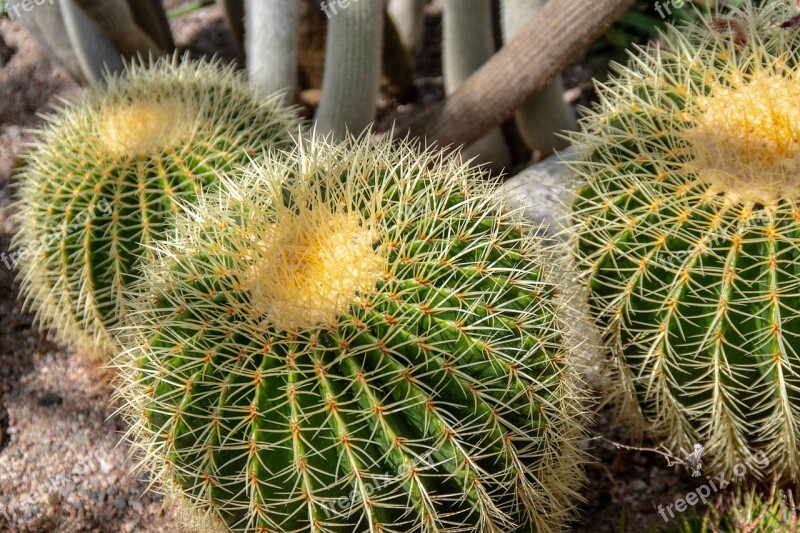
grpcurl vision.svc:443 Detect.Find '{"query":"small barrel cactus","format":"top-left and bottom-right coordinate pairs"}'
top-left (569, 0), bottom-right (800, 481)
top-left (13, 55), bottom-right (299, 357)
top-left (114, 135), bottom-right (592, 532)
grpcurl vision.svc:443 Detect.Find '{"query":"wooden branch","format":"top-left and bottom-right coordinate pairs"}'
top-left (404, 0), bottom-right (634, 149)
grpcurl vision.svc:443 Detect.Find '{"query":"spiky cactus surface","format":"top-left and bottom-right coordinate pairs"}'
top-left (13, 56), bottom-right (299, 357)
top-left (569, 0), bottom-right (800, 481)
top-left (114, 136), bottom-right (591, 532)
top-left (660, 483), bottom-right (798, 533)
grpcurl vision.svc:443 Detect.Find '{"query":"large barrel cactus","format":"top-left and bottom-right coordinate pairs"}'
top-left (13, 55), bottom-right (298, 357)
top-left (569, 0), bottom-right (800, 481)
top-left (114, 136), bottom-right (592, 532)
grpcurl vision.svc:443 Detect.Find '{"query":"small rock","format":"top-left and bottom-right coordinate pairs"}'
top-left (501, 146), bottom-right (581, 241)
top-left (115, 497), bottom-right (127, 511)
top-left (5, 125), bottom-right (21, 140)
top-left (99, 459), bottom-right (113, 474)
top-left (36, 392), bottom-right (63, 407)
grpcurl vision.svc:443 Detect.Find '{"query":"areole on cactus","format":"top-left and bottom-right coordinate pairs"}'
top-left (12, 55), bottom-right (299, 357)
top-left (113, 134), bottom-right (593, 532)
top-left (570, 0), bottom-right (800, 481)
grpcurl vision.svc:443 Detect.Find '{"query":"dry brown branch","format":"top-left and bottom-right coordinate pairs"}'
top-left (404, 0), bottom-right (634, 149)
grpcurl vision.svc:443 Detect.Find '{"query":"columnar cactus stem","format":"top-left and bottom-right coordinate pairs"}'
top-left (245, 0), bottom-right (300, 102)
top-left (10, 0), bottom-right (87, 84)
top-left (442, 0), bottom-right (512, 171)
top-left (500, 0), bottom-right (576, 160)
top-left (315, 0), bottom-right (384, 139)
top-left (114, 135), bottom-right (592, 533)
top-left (405, 0), bottom-right (634, 151)
top-left (58, 0), bottom-right (124, 83)
top-left (72, 0), bottom-right (163, 57)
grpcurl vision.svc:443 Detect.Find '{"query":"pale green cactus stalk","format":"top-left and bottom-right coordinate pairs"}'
top-left (71, 0), bottom-right (163, 57)
top-left (569, 0), bottom-right (800, 481)
top-left (500, 0), bottom-right (576, 160)
top-left (13, 55), bottom-right (299, 358)
top-left (315, 0), bottom-right (383, 139)
top-left (58, 0), bottom-right (124, 84)
top-left (10, 0), bottom-right (89, 83)
top-left (114, 134), bottom-right (592, 532)
top-left (58, 0), bottom-right (127, 83)
top-left (442, 0), bottom-right (512, 172)
top-left (12, 0), bottom-right (174, 86)
top-left (245, 0), bottom-right (299, 102)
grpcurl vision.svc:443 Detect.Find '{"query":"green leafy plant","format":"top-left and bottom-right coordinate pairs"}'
top-left (569, 0), bottom-right (800, 481)
top-left (13, 56), bottom-right (299, 357)
top-left (114, 134), bottom-right (593, 532)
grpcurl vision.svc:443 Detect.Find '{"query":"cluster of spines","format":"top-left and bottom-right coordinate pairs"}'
top-left (568, 0), bottom-right (800, 481)
top-left (114, 135), bottom-right (592, 532)
top-left (13, 54), bottom-right (299, 356)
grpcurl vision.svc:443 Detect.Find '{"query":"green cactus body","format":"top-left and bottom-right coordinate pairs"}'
top-left (115, 136), bottom-right (590, 532)
top-left (569, 1), bottom-right (800, 481)
top-left (13, 56), bottom-right (299, 356)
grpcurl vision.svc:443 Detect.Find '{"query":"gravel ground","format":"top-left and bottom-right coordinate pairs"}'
top-left (0, 3), bottom-right (720, 532)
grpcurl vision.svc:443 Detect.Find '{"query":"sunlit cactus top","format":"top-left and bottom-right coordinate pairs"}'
top-left (569, 0), bottom-right (800, 481)
top-left (12, 55), bottom-right (299, 356)
top-left (114, 135), bottom-right (592, 532)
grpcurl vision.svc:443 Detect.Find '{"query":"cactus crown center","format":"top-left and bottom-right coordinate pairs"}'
top-left (681, 68), bottom-right (800, 204)
top-left (244, 195), bottom-right (386, 331)
top-left (98, 98), bottom-right (197, 158)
